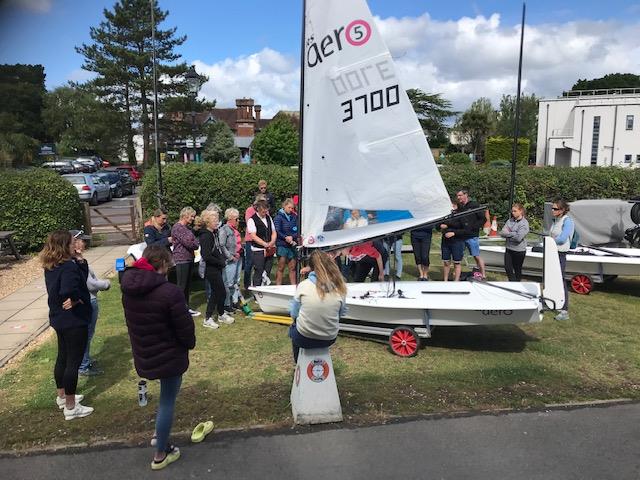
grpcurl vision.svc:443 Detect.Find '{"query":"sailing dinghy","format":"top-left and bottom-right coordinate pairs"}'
top-left (251, 0), bottom-right (565, 356)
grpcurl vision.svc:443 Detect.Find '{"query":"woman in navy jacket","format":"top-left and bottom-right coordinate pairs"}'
top-left (274, 198), bottom-right (298, 285)
top-left (121, 244), bottom-right (195, 470)
top-left (41, 230), bottom-right (94, 420)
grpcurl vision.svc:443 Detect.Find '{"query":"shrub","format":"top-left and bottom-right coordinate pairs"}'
top-left (444, 152), bottom-right (471, 165)
top-left (140, 163), bottom-right (298, 221)
top-left (485, 136), bottom-right (529, 166)
top-left (0, 168), bottom-right (83, 251)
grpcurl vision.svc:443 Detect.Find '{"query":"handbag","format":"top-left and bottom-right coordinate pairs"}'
top-left (265, 245), bottom-right (276, 258)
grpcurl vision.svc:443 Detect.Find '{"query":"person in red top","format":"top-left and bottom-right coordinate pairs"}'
top-left (348, 242), bottom-right (384, 282)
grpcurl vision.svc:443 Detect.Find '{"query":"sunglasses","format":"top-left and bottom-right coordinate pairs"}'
top-left (73, 230), bottom-right (84, 239)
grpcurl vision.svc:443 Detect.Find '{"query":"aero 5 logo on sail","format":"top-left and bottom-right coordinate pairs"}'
top-left (306, 19), bottom-right (372, 69)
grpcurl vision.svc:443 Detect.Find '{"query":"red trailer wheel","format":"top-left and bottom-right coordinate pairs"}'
top-left (570, 274), bottom-right (593, 294)
top-left (389, 326), bottom-right (420, 357)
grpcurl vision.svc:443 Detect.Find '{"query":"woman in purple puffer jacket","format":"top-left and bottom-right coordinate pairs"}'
top-left (121, 245), bottom-right (196, 471)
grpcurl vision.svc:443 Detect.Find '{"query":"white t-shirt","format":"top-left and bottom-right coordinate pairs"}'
top-left (247, 215), bottom-right (275, 252)
top-left (344, 217), bottom-right (368, 229)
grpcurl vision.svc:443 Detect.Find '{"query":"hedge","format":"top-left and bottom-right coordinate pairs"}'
top-left (443, 152), bottom-right (471, 165)
top-left (0, 168), bottom-right (84, 252)
top-left (485, 136), bottom-right (530, 166)
top-left (141, 163), bottom-right (640, 233)
top-left (140, 163), bottom-right (298, 221)
top-left (439, 165), bottom-right (640, 226)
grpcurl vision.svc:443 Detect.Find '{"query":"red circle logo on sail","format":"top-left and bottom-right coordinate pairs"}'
top-left (345, 20), bottom-right (371, 46)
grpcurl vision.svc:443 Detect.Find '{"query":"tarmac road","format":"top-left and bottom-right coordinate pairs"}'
top-left (1, 402), bottom-right (639, 480)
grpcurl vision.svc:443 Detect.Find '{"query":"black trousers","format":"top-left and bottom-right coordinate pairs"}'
top-left (252, 250), bottom-right (274, 287)
top-left (559, 252), bottom-right (569, 310)
top-left (352, 256), bottom-right (377, 282)
top-left (54, 326), bottom-right (88, 395)
top-left (175, 262), bottom-right (194, 307)
top-left (205, 266), bottom-right (226, 318)
top-left (504, 249), bottom-right (526, 281)
top-left (411, 233), bottom-right (432, 266)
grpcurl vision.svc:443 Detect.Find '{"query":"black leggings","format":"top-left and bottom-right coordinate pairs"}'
top-left (353, 256), bottom-right (377, 282)
top-left (175, 262), bottom-right (194, 307)
top-left (54, 326), bottom-right (88, 395)
top-left (205, 266), bottom-right (226, 318)
top-left (411, 234), bottom-right (432, 266)
top-left (504, 249), bottom-right (526, 281)
top-left (252, 250), bottom-right (274, 287)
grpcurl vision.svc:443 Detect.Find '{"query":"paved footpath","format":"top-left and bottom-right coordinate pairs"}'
top-left (0, 245), bottom-right (128, 367)
top-left (1, 402), bottom-right (639, 480)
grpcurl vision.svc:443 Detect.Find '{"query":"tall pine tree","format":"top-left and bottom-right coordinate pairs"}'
top-left (76, 0), bottom-right (188, 166)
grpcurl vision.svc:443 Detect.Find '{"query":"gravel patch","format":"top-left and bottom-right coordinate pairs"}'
top-left (0, 255), bottom-right (42, 300)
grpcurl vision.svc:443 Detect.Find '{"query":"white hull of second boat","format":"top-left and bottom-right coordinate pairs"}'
top-left (480, 246), bottom-right (640, 278)
top-left (251, 280), bottom-right (543, 329)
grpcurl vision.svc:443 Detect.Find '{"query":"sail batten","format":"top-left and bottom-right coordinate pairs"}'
top-left (301, 0), bottom-right (451, 249)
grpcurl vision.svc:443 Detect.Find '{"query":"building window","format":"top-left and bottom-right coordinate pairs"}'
top-left (627, 115), bottom-right (634, 130)
top-left (590, 116), bottom-right (600, 166)
top-left (624, 154), bottom-right (632, 163)
top-left (636, 155), bottom-right (640, 164)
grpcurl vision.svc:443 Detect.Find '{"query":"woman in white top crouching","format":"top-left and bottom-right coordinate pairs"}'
top-left (288, 251), bottom-right (347, 363)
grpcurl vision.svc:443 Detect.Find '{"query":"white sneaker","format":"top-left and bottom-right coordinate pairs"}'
top-left (189, 308), bottom-right (201, 317)
top-left (64, 403), bottom-right (94, 420)
top-left (203, 317), bottom-right (219, 329)
top-left (219, 312), bottom-right (235, 325)
top-left (56, 394), bottom-right (84, 409)
top-left (555, 310), bottom-right (570, 321)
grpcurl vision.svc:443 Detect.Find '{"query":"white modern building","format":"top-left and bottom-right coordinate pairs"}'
top-left (537, 88), bottom-right (640, 168)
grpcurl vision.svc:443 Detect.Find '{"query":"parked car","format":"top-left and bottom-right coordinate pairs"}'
top-left (76, 157), bottom-right (98, 172)
top-left (95, 171), bottom-right (123, 198)
top-left (62, 173), bottom-right (112, 205)
top-left (103, 168), bottom-right (136, 195)
top-left (41, 161), bottom-right (75, 174)
top-left (115, 164), bottom-right (142, 182)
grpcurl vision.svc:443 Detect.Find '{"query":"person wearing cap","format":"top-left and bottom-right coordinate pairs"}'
top-left (70, 230), bottom-right (110, 376)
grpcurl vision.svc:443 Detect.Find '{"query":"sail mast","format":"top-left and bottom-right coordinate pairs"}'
top-left (508, 2), bottom-right (526, 208)
top-left (295, 0), bottom-right (307, 278)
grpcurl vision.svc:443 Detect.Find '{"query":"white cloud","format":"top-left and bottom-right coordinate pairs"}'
top-left (66, 68), bottom-right (96, 83)
top-left (6, 0), bottom-right (52, 13)
top-left (192, 13), bottom-right (640, 117)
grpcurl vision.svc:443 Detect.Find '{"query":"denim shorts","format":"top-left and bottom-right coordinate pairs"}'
top-left (464, 237), bottom-right (480, 256)
top-left (277, 246), bottom-right (296, 260)
top-left (442, 239), bottom-right (464, 262)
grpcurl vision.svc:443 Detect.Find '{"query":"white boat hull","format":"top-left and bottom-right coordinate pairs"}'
top-left (251, 281), bottom-right (543, 333)
top-left (480, 246), bottom-right (640, 279)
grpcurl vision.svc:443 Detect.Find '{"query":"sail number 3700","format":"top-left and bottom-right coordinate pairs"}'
top-left (341, 85), bottom-right (400, 123)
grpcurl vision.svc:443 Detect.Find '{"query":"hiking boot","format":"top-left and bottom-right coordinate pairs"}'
top-left (63, 403), bottom-right (94, 420)
top-left (203, 317), bottom-right (219, 329)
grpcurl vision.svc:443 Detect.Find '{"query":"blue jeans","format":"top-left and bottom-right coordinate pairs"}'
top-left (155, 375), bottom-right (182, 455)
top-left (79, 297), bottom-right (98, 371)
top-left (384, 238), bottom-right (403, 277)
top-left (223, 258), bottom-right (242, 308)
top-left (288, 324), bottom-right (336, 363)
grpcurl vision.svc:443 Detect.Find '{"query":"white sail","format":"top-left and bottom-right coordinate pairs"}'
top-left (301, 0), bottom-right (451, 248)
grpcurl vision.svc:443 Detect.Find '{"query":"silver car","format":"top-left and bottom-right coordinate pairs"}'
top-left (62, 174), bottom-right (112, 205)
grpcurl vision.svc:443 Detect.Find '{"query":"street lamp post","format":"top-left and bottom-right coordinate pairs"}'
top-left (184, 66), bottom-right (203, 163)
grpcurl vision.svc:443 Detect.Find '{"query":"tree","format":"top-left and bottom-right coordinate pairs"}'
top-left (407, 89), bottom-right (457, 147)
top-left (201, 121), bottom-right (240, 163)
top-left (0, 64), bottom-right (46, 167)
top-left (572, 73), bottom-right (640, 91)
top-left (158, 95), bottom-right (216, 149)
top-left (251, 115), bottom-right (299, 166)
top-left (454, 97), bottom-right (497, 158)
top-left (495, 93), bottom-right (538, 156)
top-left (42, 83), bottom-right (126, 161)
top-left (76, 0), bottom-right (188, 166)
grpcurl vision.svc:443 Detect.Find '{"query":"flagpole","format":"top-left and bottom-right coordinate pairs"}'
top-left (295, 0), bottom-right (307, 283)
top-left (508, 2), bottom-right (526, 209)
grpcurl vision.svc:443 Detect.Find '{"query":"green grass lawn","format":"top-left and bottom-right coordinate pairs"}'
top-left (1, 242), bottom-right (639, 451)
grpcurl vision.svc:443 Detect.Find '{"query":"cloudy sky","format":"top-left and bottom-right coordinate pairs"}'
top-left (1, 0), bottom-right (639, 117)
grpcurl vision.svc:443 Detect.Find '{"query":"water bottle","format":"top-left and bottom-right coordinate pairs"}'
top-left (138, 380), bottom-right (148, 407)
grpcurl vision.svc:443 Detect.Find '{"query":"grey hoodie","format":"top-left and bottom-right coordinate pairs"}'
top-left (500, 217), bottom-right (529, 252)
top-left (87, 267), bottom-right (110, 299)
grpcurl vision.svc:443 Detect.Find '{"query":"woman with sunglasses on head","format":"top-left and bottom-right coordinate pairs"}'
top-left (549, 197), bottom-right (574, 321)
